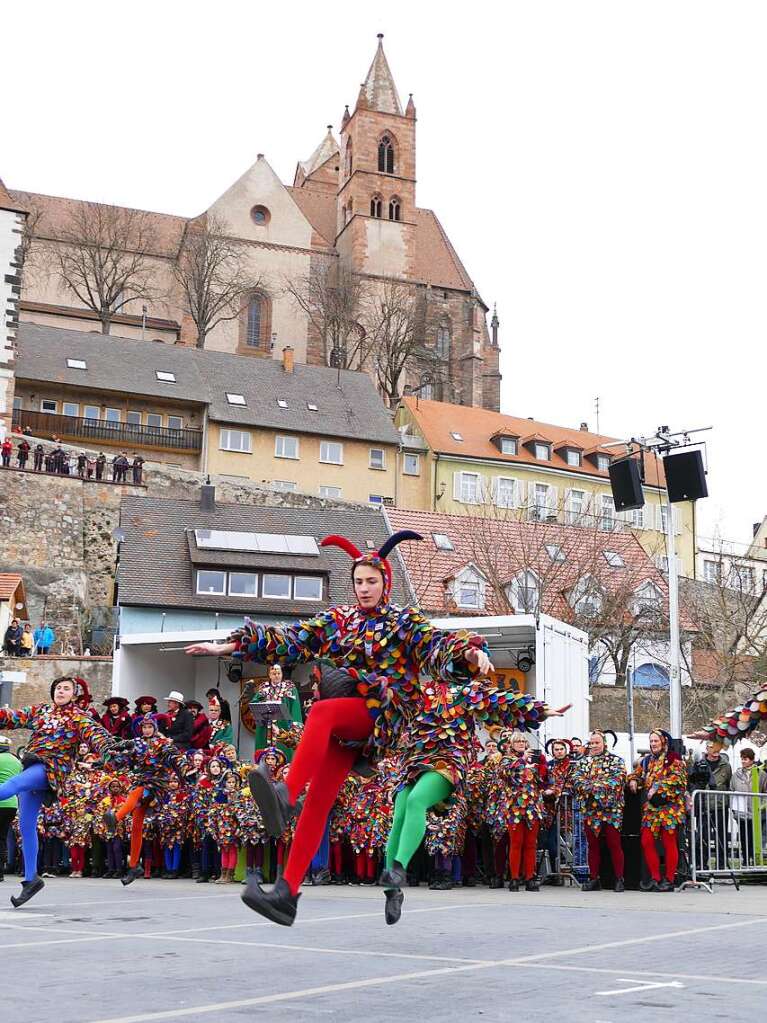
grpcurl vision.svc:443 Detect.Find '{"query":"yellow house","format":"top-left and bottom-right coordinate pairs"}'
top-left (395, 397), bottom-right (698, 577)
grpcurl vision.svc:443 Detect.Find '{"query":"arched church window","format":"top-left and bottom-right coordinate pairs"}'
top-left (345, 139), bottom-right (353, 178)
top-left (378, 134), bottom-right (395, 174)
top-left (388, 196), bottom-right (401, 222)
top-left (245, 292), bottom-right (271, 348)
top-left (370, 195), bottom-right (383, 218)
top-left (435, 322), bottom-right (451, 359)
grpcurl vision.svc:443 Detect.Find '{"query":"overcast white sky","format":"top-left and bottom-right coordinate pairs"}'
top-left (3, 2), bottom-right (764, 543)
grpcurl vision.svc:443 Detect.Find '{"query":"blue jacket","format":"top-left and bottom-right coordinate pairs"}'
top-left (34, 626), bottom-right (55, 648)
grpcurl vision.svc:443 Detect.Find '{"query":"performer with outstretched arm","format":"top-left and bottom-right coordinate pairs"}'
top-left (0, 676), bottom-right (116, 906)
top-left (185, 530), bottom-right (493, 926)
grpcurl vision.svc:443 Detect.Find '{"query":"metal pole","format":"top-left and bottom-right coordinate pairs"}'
top-left (627, 647), bottom-right (636, 767)
top-left (666, 498), bottom-right (682, 737)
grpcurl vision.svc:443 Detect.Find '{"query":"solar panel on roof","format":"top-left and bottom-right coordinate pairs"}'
top-left (194, 529), bottom-right (319, 556)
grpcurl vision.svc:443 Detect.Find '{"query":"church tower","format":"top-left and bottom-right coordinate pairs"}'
top-left (336, 35), bottom-right (417, 277)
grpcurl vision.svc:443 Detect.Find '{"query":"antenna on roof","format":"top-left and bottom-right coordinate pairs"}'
top-left (594, 396), bottom-right (600, 434)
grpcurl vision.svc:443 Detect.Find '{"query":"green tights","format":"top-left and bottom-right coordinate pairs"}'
top-left (385, 771), bottom-right (454, 872)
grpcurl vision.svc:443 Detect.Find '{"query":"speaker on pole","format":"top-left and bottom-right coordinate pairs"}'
top-left (663, 450), bottom-right (708, 503)
top-left (608, 457), bottom-right (645, 512)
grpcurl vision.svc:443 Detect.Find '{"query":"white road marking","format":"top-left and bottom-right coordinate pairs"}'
top-left (516, 962), bottom-right (767, 987)
top-left (596, 978), bottom-right (685, 996)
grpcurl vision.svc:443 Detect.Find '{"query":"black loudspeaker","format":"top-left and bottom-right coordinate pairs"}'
top-left (608, 457), bottom-right (645, 512)
top-left (663, 450), bottom-right (708, 503)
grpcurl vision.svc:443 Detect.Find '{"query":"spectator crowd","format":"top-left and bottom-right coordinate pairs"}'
top-left (2, 620), bottom-right (56, 657)
top-left (1, 437), bottom-right (145, 484)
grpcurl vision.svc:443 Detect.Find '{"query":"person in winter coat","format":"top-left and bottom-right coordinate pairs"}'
top-left (3, 619), bottom-right (22, 656)
top-left (100, 697), bottom-right (132, 740)
top-left (161, 692), bottom-right (194, 751)
top-left (19, 625), bottom-right (34, 657)
top-left (131, 696), bottom-right (158, 736)
top-left (1, 438), bottom-right (12, 467)
top-left (689, 740), bottom-right (733, 872)
top-left (187, 701), bottom-right (212, 750)
top-left (33, 444), bottom-right (44, 471)
top-left (731, 747), bottom-right (767, 866)
top-left (33, 622), bottom-right (55, 655)
top-left (17, 439), bottom-right (30, 469)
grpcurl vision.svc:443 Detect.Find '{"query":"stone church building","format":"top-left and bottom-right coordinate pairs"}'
top-left (6, 36), bottom-right (501, 411)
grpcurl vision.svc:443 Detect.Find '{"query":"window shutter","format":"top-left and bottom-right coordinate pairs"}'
top-left (491, 476), bottom-right (500, 505)
top-left (548, 485), bottom-right (559, 517)
top-left (564, 489), bottom-right (573, 515)
top-left (453, 472), bottom-right (462, 502)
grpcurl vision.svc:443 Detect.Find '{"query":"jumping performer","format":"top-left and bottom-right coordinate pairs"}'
top-left (0, 676), bottom-right (116, 906)
top-left (185, 529), bottom-right (494, 926)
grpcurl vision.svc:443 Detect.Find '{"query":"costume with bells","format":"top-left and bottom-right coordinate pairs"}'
top-left (0, 676), bottom-right (116, 906)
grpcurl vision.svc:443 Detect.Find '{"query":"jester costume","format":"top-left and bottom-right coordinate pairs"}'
top-left (630, 730), bottom-right (687, 889)
top-left (494, 748), bottom-right (546, 887)
top-left (570, 740), bottom-right (626, 890)
top-left (695, 689), bottom-right (767, 747)
top-left (250, 671), bottom-right (303, 762)
top-left (0, 676), bottom-right (116, 906)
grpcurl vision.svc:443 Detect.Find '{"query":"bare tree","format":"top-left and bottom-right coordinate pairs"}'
top-left (284, 261), bottom-right (366, 368)
top-left (173, 213), bottom-right (261, 349)
top-left (51, 202), bottom-right (159, 334)
top-left (16, 201), bottom-right (44, 284)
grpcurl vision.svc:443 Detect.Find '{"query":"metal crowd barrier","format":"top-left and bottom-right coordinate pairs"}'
top-left (688, 788), bottom-right (767, 888)
top-left (537, 793), bottom-right (589, 885)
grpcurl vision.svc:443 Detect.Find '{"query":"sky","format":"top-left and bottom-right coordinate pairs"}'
top-left (2, 1), bottom-right (764, 544)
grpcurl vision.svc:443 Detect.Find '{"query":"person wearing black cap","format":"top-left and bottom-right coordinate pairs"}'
top-left (100, 697), bottom-right (132, 739)
top-left (187, 700), bottom-right (212, 750)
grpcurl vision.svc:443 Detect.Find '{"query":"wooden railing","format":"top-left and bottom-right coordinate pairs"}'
top-left (13, 409), bottom-right (203, 452)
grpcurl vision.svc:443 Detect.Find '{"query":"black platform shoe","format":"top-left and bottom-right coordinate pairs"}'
top-left (121, 866), bottom-right (143, 887)
top-left (384, 888), bottom-right (404, 925)
top-left (379, 862), bottom-right (407, 889)
top-left (247, 764), bottom-right (296, 839)
top-left (10, 875), bottom-right (45, 908)
top-left (525, 878), bottom-right (540, 892)
top-left (581, 878), bottom-right (602, 891)
top-left (508, 878), bottom-right (520, 892)
top-left (657, 879), bottom-right (675, 892)
top-left (241, 875), bottom-right (300, 927)
top-left (614, 877), bottom-right (625, 892)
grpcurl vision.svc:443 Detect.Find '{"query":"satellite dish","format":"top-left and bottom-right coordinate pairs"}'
top-left (111, 528), bottom-right (126, 542)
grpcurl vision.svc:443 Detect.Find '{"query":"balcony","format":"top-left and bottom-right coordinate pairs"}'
top-left (13, 409), bottom-right (203, 452)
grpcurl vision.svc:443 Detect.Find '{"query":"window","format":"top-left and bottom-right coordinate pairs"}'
top-left (66, 358), bottom-right (87, 370)
top-left (226, 393), bottom-right (247, 406)
top-left (600, 494), bottom-right (616, 531)
top-left (566, 449), bottom-right (581, 467)
top-left (629, 507), bottom-right (645, 529)
top-left (565, 489), bottom-right (586, 525)
top-left (657, 503), bottom-right (681, 536)
top-left (500, 437), bottom-right (517, 455)
top-left (403, 453), bottom-right (420, 475)
top-left (275, 435), bottom-right (299, 460)
top-left (307, 403), bottom-right (318, 412)
top-left (262, 574), bottom-right (291, 599)
top-left (228, 572), bottom-right (258, 596)
top-left (319, 485), bottom-right (342, 499)
top-left (570, 576), bottom-right (603, 617)
top-left (247, 295), bottom-right (264, 347)
top-left (146, 414), bottom-right (162, 429)
top-left (320, 441), bottom-right (343, 464)
top-left (370, 195), bottom-right (383, 218)
top-left (703, 560), bottom-right (720, 584)
top-left (455, 471), bottom-right (481, 504)
top-left (104, 408), bottom-right (120, 427)
top-left (62, 402), bottom-right (79, 418)
top-left (597, 454), bottom-right (610, 472)
top-left (530, 482), bottom-right (552, 521)
top-left (369, 448), bottom-right (386, 470)
top-left (126, 411), bottom-right (142, 426)
top-left (294, 576), bottom-right (323, 601)
top-left (632, 663), bottom-right (670, 689)
top-left (220, 429), bottom-right (252, 453)
top-left (277, 399), bottom-right (288, 409)
top-left (435, 324), bottom-right (451, 359)
top-left (420, 383), bottom-right (433, 400)
top-left (634, 581), bottom-right (663, 615)
top-left (433, 533), bottom-right (454, 551)
top-left (731, 564), bottom-right (755, 591)
top-left (167, 416), bottom-right (183, 431)
top-left (272, 480), bottom-right (296, 492)
top-left (12, 396), bottom-right (21, 410)
top-left (196, 570), bottom-right (226, 595)
top-left (41, 400), bottom-right (57, 413)
top-left (456, 580), bottom-right (482, 609)
top-left (451, 432), bottom-right (463, 442)
top-left (494, 476), bottom-right (517, 509)
top-left (388, 197), bottom-right (401, 222)
top-left (507, 570), bottom-right (540, 613)
top-left (250, 205), bottom-right (270, 225)
top-left (378, 134), bottom-right (395, 174)
top-left (156, 371), bottom-right (175, 383)
top-left (83, 405), bottom-right (99, 420)
top-left (534, 442), bottom-right (551, 460)
top-left (603, 550), bottom-right (625, 568)
top-left (546, 544), bottom-right (566, 563)
top-left (368, 494), bottom-right (384, 506)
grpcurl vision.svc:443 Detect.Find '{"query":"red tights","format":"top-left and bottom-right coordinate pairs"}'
top-left (508, 820), bottom-right (540, 881)
top-left (221, 844), bottom-right (238, 870)
top-left (282, 698), bottom-right (373, 895)
top-left (641, 826), bottom-right (678, 882)
top-left (585, 825), bottom-right (624, 880)
top-left (70, 846), bottom-right (85, 872)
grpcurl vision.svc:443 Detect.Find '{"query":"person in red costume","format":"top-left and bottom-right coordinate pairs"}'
top-left (185, 529), bottom-right (493, 926)
top-left (100, 697), bottom-right (132, 739)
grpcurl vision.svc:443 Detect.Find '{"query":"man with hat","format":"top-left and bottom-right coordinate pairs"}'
top-left (187, 700), bottom-right (212, 750)
top-left (100, 697), bottom-right (132, 739)
top-left (131, 696), bottom-right (158, 736)
top-left (0, 736), bottom-right (21, 882)
top-left (161, 691), bottom-right (194, 751)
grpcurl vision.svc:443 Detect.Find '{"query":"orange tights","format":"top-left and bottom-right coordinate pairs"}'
top-left (116, 786), bottom-right (146, 868)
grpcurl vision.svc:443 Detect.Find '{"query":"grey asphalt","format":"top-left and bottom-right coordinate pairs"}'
top-left (1, 877), bottom-right (766, 1023)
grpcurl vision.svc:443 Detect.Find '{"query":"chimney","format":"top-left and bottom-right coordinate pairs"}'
top-left (200, 478), bottom-right (215, 512)
top-left (580, 422), bottom-right (588, 431)
top-left (282, 346), bottom-right (294, 374)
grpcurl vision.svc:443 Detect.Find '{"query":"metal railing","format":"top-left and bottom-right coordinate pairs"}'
top-left (537, 794), bottom-right (590, 885)
top-left (12, 408), bottom-right (203, 451)
top-left (688, 789), bottom-right (767, 887)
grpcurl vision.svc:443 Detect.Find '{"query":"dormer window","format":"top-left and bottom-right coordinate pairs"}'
top-left (565, 449), bottom-right (581, 467)
top-left (452, 566), bottom-right (486, 610)
top-left (535, 442), bottom-right (551, 460)
top-left (597, 454), bottom-right (610, 472)
top-left (500, 437), bottom-right (518, 455)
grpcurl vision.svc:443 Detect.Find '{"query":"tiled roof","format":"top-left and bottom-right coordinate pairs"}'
top-left (413, 209), bottom-right (475, 292)
top-left (9, 190), bottom-right (187, 258)
top-left (16, 322), bottom-right (400, 445)
top-left (298, 129), bottom-right (340, 179)
top-left (286, 187), bottom-right (337, 246)
top-left (402, 397), bottom-right (667, 488)
top-left (118, 497), bottom-right (406, 614)
top-left (0, 574), bottom-right (24, 603)
top-left (387, 507), bottom-right (683, 624)
top-left (0, 179), bottom-right (28, 215)
top-left (361, 37), bottom-right (404, 115)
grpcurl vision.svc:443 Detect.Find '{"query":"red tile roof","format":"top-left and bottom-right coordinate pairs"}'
top-left (286, 187), bottom-right (337, 246)
top-left (0, 574), bottom-right (23, 602)
top-left (402, 397), bottom-right (667, 488)
top-left (387, 507), bottom-right (690, 626)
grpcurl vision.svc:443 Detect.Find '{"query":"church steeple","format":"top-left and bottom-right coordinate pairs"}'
top-left (359, 34), bottom-right (403, 115)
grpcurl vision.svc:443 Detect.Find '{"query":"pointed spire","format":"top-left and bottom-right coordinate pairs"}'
top-left (356, 82), bottom-right (368, 111)
top-left (405, 93), bottom-right (416, 119)
top-left (298, 127), bottom-right (340, 177)
top-left (491, 304), bottom-right (499, 348)
top-left (360, 34), bottom-right (403, 115)
top-left (341, 104), bottom-right (350, 129)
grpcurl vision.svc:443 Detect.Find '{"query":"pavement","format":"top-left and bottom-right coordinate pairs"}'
top-left (1, 876), bottom-right (766, 1023)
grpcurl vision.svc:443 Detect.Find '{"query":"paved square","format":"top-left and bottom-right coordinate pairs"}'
top-left (1, 879), bottom-right (765, 1022)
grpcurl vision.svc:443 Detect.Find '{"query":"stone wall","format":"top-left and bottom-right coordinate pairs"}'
top-left (590, 683), bottom-right (739, 734)
top-left (0, 654), bottom-right (114, 752)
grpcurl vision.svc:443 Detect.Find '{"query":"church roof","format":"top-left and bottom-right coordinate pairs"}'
top-left (0, 178), bottom-right (28, 214)
top-left (299, 127), bottom-right (339, 178)
top-left (361, 35), bottom-right (403, 116)
top-left (286, 187), bottom-right (337, 246)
